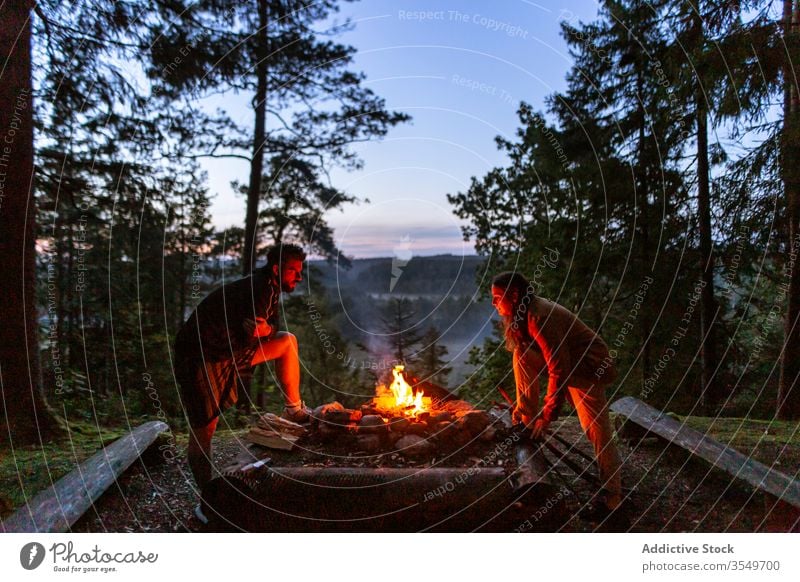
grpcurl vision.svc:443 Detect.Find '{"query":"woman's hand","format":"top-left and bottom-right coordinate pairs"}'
top-left (512, 406), bottom-right (536, 429)
top-left (244, 317), bottom-right (272, 338)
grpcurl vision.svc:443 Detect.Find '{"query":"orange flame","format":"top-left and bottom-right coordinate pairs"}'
top-left (374, 365), bottom-right (431, 417)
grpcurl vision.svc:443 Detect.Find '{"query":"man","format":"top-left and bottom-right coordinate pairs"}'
top-left (490, 270), bottom-right (625, 525)
top-left (174, 243), bottom-right (309, 496)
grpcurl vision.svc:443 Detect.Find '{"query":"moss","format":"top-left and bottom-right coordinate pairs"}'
top-left (675, 416), bottom-right (800, 469)
top-left (0, 422), bottom-right (147, 518)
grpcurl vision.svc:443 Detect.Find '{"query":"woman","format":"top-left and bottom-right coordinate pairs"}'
top-left (491, 271), bottom-right (623, 517)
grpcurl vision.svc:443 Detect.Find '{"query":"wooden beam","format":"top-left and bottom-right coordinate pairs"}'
top-left (610, 396), bottom-right (800, 509)
top-left (1, 421), bottom-right (169, 533)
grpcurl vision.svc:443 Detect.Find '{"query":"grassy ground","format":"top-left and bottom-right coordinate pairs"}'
top-left (677, 415), bottom-right (800, 470)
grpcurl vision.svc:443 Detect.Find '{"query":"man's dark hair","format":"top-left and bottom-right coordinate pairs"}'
top-left (492, 271), bottom-right (536, 352)
top-left (264, 243), bottom-right (306, 270)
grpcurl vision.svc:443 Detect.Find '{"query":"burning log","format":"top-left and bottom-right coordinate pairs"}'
top-left (208, 377), bottom-right (565, 533)
top-left (373, 365), bottom-right (432, 417)
top-left (404, 374), bottom-right (459, 405)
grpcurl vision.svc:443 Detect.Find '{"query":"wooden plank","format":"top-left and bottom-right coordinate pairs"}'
top-left (1, 421), bottom-right (169, 533)
top-left (610, 396), bottom-right (800, 509)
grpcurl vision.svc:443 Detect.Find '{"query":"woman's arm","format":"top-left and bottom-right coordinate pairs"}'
top-left (512, 348), bottom-right (540, 425)
top-left (528, 307), bottom-right (572, 425)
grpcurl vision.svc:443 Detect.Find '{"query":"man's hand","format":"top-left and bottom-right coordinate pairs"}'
top-left (244, 317), bottom-right (272, 338)
top-left (530, 417), bottom-right (551, 440)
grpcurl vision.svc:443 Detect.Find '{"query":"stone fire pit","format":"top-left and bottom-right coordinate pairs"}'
top-left (202, 368), bottom-right (567, 532)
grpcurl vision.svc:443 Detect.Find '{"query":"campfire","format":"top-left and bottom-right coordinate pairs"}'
top-left (373, 365), bottom-right (432, 418)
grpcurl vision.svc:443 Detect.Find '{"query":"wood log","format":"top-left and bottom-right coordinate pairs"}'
top-left (317, 409), bottom-right (361, 427)
top-left (614, 414), bottom-right (655, 444)
top-left (437, 399), bottom-right (474, 416)
top-left (1, 421), bottom-right (169, 533)
top-left (256, 413), bottom-right (307, 437)
top-left (610, 396), bottom-right (800, 510)
top-left (245, 427), bottom-right (299, 451)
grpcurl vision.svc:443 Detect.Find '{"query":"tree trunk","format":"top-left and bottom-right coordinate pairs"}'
top-left (636, 74), bottom-right (653, 389)
top-left (695, 7), bottom-right (721, 414)
top-left (697, 99), bottom-right (720, 414)
top-left (0, 0), bottom-right (66, 444)
top-left (65, 219), bottom-right (74, 372)
top-left (238, 0), bottom-right (270, 412)
top-left (242, 0), bottom-right (269, 276)
top-left (176, 194), bottom-right (188, 332)
top-left (778, 0), bottom-right (800, 420)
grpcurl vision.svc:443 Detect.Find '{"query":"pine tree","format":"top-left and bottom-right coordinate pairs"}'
top-left (662, 0), bottom-right (747, 412)
top-left (27, 1), bottom-right (220, 417)
top-left (380, 299), bottom-right (424, 366)
top-left (148, 0), bottom-right (409, 273)
top-left (707, 0), bottom-right (800, 418)
top-left (451, 1), bottom-right (705, 411)
top-left (416, 327), bottom-right (452, 386)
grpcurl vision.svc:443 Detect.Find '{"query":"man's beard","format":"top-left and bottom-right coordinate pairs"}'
top-left (281, 281), bottom-right (295, 293)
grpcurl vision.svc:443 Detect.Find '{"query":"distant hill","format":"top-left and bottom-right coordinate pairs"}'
top-left (308, 254), bottom-right (490, 297)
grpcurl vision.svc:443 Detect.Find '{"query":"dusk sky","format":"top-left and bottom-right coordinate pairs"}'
top-left (202, 1), bottom-right (601, 258)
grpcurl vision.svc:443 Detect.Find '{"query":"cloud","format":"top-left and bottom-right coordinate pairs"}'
top-left (335, 224), bottom-right (474, 258)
